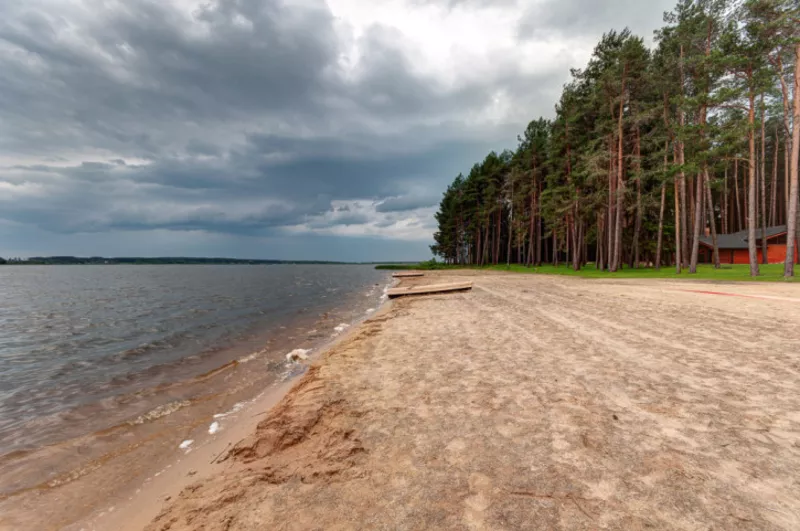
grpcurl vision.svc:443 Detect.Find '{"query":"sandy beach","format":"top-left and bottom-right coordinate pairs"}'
top-left (76, 272), bottom-right (800, 529)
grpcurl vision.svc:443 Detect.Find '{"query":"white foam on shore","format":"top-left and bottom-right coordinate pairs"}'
top-left (365, 308), bottom-right (375, 314)
top-left (285, 348), bottom-right (310, 362)
top-left (208, 421), bottom-right (220, 435)
top-left (178, 439), bottom-right (194, 449)
top-left (334, 323), bottom-right (349, 333)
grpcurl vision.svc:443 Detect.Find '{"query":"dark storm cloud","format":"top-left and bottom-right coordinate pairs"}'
top-left (0, 0), bottom-right (529, 243)
top-left (186, 140), bottom-right (223, 157)
top-left (241, 132), bottom-right (502, 200)
top-left (0, 0), bottom-right (338, 160)
top-left (307, 213), bottom-right (371, 229)
top-left (376, 194), bottom-right (440, 213)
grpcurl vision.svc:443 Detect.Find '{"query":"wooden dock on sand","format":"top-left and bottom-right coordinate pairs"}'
top-left (392, 271), bottom-right (425, 278)
top-left (387, 281), bottom-right (473, 299)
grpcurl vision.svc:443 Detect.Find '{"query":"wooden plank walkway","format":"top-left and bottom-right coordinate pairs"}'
top-left (392, 271), bottom-right (425, 278)
top-left (387, 281), bottom-right (473, 299)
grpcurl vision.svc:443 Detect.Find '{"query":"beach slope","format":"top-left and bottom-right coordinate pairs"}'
top-left (147, 271), bottom-right (800, 530)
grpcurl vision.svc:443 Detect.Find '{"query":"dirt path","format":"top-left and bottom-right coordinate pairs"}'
top-left (146, 272), bottom-right (800, 530)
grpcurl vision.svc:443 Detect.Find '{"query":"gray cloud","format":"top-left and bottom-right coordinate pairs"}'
top-left (518, 0), bottom-right (674, 42)
top-left (376, 194), bottom-right (440, 213)
top-left (307, 213), bottom-right (371, 229)
top-left (0, 0), bottom-right (338, 159)
top-left (410, 0), bottom-right (518, 8)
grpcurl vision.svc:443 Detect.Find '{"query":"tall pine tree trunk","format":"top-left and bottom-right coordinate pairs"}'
top-left (474, 228), bottom-right (478, 265)
top-left (536, 180), bottom-right (542, 266)
top-left (611, 66), bottom-right (627, 273)
top-left (506, 215), bottom-right (512, 266)
top-left (497, 210), bottom-right (502, 265)
top-left (607, 135), bottom-right (616, 271)
top-left (571, 209), bottom-right (581, 271)
top-left (705, 169), bottom-right (720, 268)
top-left (747, 83), bottom-right (760, 276)
top-left (680, 158), bottom-right (689, 267)
top-left (722, 164), bottom-right (728, 233)
top-left (786, 138), bottom-right (791, 226)
top-left (771, 129), bottom-right (778, 227)
top-left (656, 177), bottom-right (666, 270)
top-left (566, 217), bottom-right (571, 266)
top-left (528, 182), bottom-right (536, 267)
top-left (734, 159), bottom-right (742, 231)
top-left (633, 125), bottom-right (642, 268)
top-left (689, 170), bottom-right (703, 273)
top-left (674, 148), bottom-right (682, 274)
top-left (614, 174), bottom-right (624, 272)
top-left (760, 95), bottom-right (768, 264)
top-left (597, 214), bottom-right (605, 270)
top-left (785, 43), bottom-right (800, 277)
top-left (553, 231), bottom-right (558, 267)
top-left (776, 54), bottom-right (791, 227)
top-left (483, 223), bottom-right (490, 266)
top-left (678, 44), bottom-right (690, 268)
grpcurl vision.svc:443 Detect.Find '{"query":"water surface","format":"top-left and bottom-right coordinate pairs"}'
top-left (0, 264), bottom-right (389, 455)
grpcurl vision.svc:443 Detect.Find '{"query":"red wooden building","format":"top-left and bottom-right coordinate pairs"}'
top-left (698, 225), bottom-right (798, 264)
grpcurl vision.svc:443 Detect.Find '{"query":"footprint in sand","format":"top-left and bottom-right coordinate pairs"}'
top-left (464, 472), bottom-right (493, 529)
top-left (445, 438), bottom-right (467, 465)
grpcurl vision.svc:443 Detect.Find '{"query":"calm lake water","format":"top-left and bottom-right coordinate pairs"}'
top-left (0, 264), bottom-right (390, 456)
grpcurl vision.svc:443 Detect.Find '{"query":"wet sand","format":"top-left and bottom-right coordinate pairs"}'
top-left (41, 272), bottom-right (800, 529)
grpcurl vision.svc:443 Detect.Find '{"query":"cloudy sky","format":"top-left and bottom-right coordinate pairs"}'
top-left (0, 0), bottom-right (675, 261)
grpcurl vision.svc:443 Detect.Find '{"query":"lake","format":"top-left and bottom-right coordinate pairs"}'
top-left (0, 264), bottom-right (390, 505)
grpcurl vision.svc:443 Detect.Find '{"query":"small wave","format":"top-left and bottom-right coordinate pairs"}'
top-left (52, 359), bottom-right (94, 378)
top-left (116, 344), bottom-right (154, 360)
top-left (128, 400), bottom-right (191, 426)
top-left (238, 348), bottom-right (268, 363)
top-left (238, 352), bottom-right (259, 363)
top-left (208, 421), bottom-right (220, 434)
top-left (333, 323), bottom-right (349, 334)
top-left (112, 332), bottom-right (188, 361)
top-left (178, 439), bottom-right (193, 449)
top-left (213, 402), bottom-right (246, 419)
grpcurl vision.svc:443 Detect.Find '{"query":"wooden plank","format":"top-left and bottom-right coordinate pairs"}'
top-left (387, 281), bottom-right (473, 299)
top-left (392, 271), bottom-right (425, 278)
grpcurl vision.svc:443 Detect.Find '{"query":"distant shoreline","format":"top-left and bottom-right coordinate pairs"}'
top-left (0, 257), bottom-right (420, 266)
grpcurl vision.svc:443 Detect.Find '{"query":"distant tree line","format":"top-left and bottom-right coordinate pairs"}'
top-left (431, 0), bottom-right (799, 277)
top-left (0, 257), bottom-right (357, 265)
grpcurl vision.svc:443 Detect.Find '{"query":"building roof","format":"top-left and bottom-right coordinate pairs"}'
top-left (699, 225), bottom-right (787, 250)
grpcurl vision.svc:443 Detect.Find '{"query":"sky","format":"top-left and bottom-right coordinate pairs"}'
top-left (0, 0), bottom-right (676, 262)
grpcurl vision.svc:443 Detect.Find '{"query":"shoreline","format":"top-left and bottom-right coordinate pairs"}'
top-left (79, 301), bottom-right (395, 531)
top-left (0, 274), bottom-right (393, 531)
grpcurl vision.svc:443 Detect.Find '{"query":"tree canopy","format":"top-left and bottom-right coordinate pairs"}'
top-left (431, 0), bottom-right (799, 277)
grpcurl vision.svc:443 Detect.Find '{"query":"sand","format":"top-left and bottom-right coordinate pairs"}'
top-left (91, 273), bottom-right (800, 529)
